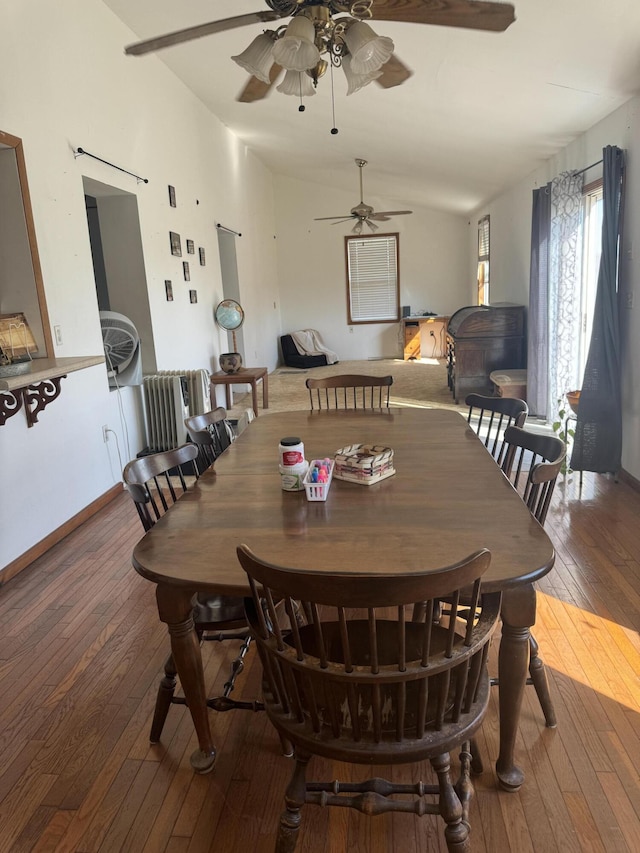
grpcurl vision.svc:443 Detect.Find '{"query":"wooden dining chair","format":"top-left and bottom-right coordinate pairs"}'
top-left (501, 426), bottom-right (566, 525)
top-left (465, 393), bottom-right (528, 466)
top-left (500, 425), bottom-right (566, 728)
top-left (237, 544), bottom-right (501, 853)
top-left (306, 374), bottom-right (393, 410)
top-left (184, 406), bottom-right (233, 474)
top-left (123, 444), bottom-right (255, 747)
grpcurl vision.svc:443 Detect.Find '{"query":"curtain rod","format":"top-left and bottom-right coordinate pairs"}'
top-left (216, 222), bottom-right (242, 237)
top-left (573, 158), bottom-right (603, 177)
top-left (73, 147), bottom-right (148, 184)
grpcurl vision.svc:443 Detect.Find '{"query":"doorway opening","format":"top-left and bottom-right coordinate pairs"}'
top-left (83, 177), bottom-right (156, 376)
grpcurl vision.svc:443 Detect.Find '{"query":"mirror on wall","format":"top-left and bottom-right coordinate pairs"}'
top-left (0, 130), bottom-right (52, 360)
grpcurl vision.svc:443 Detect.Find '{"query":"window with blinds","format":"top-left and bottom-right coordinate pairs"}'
top-left (477, 215), bottom-right (490, 305)
top-left (345, 234), bottom-right (399, 324)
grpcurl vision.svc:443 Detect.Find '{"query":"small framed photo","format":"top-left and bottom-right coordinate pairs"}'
top-left (170, 231), bottom-right (182, 256)
top-left (165, 279), bottom-right (173, 301)
top-left (199, 247), bottom-right (206, 266)
top-left (186, 239), bottom-right (195, 254)
top-left (183, 261), bottom-right (190, 281)
top-left (189, 289), bottom-right (198, 304)
top-left (168, 185), bottom-right (176, 207)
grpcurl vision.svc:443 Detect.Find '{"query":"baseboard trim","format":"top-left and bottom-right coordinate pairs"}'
top-left (0, 483), bottom-right (124, 586)
top-left (619, 467), bottom-right (640, 492)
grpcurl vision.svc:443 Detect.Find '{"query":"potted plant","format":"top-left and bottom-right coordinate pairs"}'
top-left (551, 392), bottom-right (580, 474)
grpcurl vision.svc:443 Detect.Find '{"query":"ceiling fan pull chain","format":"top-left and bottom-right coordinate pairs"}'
top-left (298, 73), bottom-right (305, 112)
top-left (330, 62), bottom-right (339, 135)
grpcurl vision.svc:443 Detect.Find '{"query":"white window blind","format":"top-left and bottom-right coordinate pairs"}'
top-left (346, 235), bottom-right (399, 323)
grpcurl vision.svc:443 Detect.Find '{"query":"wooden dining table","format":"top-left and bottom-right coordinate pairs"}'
top-left (132, 408), bottom-right (555, 791)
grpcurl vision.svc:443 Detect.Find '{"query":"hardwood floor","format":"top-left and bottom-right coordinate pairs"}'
top-left (0, 470), bottom-right (638, 851)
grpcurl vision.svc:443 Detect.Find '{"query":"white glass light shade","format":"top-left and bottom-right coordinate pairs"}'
top-left (231, 33), bottom-right (276, 84)
top-left (272, 15), bottom-right (320, 72)
top-left (342, 54), bottom-right (382, 95)
top-left (343, 22), bottom-right (394, 75)
top-left (276, 69), bottom-right (316, 97)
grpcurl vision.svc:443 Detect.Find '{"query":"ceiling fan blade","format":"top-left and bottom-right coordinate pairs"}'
top-left (373, 210), bottom-right (414, 217)
top-left (332, 218), bottom-right (358, 225)
top-left (237, 64), bottom-right (282, 103)
top-left (370, 215), bottom-right (391, 221)
top-left (314, 215), bottom-right (353, 221)
top-left (376, 54), bottom-right (413, 89)
top-left (124, 11), bottom-right (282, 56)
top-left (370, 0), bottom-right (515, 32)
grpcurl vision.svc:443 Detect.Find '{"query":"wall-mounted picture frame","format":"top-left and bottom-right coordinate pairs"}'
top-left (170, 231), bottom-right (182, 256)
top-left (189, 289), bottom-right (198, 304)
top-left (165, 280), bottom-right (173, 301)
top-left (186, 239), bottom-right (195, 254)
top-left (168, 185), bottom-right (176, 207)
top-left (183, 261), bottom-right (190, 281)
top-left (199, 247), bottom-right (206, 266)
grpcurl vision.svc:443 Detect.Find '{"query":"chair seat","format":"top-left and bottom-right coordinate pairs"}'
top-left (194, 594), bottom-right (246, 627)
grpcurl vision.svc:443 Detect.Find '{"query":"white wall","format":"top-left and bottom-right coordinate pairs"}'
top-left (0, 0), bottom-right (280, 570)
top-left (274, 174), bottom-right (469, 360)
top-left (468, 98), bottom-right (640, 479)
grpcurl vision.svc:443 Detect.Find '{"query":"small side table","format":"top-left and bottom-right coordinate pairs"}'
top-left (210, 367), bottom-right (268, 417)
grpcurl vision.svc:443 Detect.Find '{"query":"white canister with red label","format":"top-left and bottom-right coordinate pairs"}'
top-left (279, 436), bottom-right (305, 467)
top-left (279, 436), bottom-right (307, 490)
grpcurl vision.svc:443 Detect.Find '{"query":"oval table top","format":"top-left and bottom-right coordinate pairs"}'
top-left (132, 408), bottom-right (554, 596)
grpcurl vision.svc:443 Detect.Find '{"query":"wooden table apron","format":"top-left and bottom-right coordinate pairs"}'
top-left (133, 408), bottom-right (555, 787)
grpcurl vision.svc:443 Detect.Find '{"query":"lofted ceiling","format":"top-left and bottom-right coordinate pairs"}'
top-left (102, 1), bottom-right (640, 215)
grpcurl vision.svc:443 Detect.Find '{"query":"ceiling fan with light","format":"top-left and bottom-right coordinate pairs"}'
top-left (315, 158), bottom-right (412, 233)
top-left (125, 1), bottom-right (516, 105)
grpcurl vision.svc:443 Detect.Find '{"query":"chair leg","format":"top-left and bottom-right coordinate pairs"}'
top-left (276, 750), bottom-right (310, 853)
top-left (149, 651), bottom-right (178, 743)
top-left (431, 751), bottom-right (471, 853)
top-left (278, 733), bottom-right (294, 758)
top-left (528, 633), bottom-right (557, 728)
top-left (468, 737), bottom-right (483, 775)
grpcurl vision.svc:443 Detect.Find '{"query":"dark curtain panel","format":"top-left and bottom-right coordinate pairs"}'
top-left (527, 183), bottom-right (551, 418)
top-left (570, 146), bottom-right (625, 474)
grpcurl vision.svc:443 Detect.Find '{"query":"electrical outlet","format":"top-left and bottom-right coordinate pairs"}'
top-left (102, 425), bottom-right (109, 443)
top-left (626, 291), bottom-right (634, 309)
top-left (54, 325), bottom-right (63, 345)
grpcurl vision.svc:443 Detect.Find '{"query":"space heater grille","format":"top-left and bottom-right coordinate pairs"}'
top-left (143, 369), bottom-right (210, 451)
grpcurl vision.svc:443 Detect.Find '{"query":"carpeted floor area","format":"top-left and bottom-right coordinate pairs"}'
top-left (232, 357), bottom-right (464, 415)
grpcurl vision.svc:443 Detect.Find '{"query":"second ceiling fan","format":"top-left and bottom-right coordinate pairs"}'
top-left (315, 159), bottom-right (412, 233)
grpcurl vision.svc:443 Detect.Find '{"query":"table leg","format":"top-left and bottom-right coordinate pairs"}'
top-left (262, 372), bottom-right (269, 410)
top-left (225, 385), bottom-right (232, 410)
top-left (251, 381), bottom-right (258, 417)
top-left (156, 585), bottom-right (217, 774)
top-left (496, 583), bottom-right (537, 792)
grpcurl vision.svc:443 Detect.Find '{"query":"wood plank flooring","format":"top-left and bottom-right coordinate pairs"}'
top-left (0, 469), bottom-right (638, 852)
